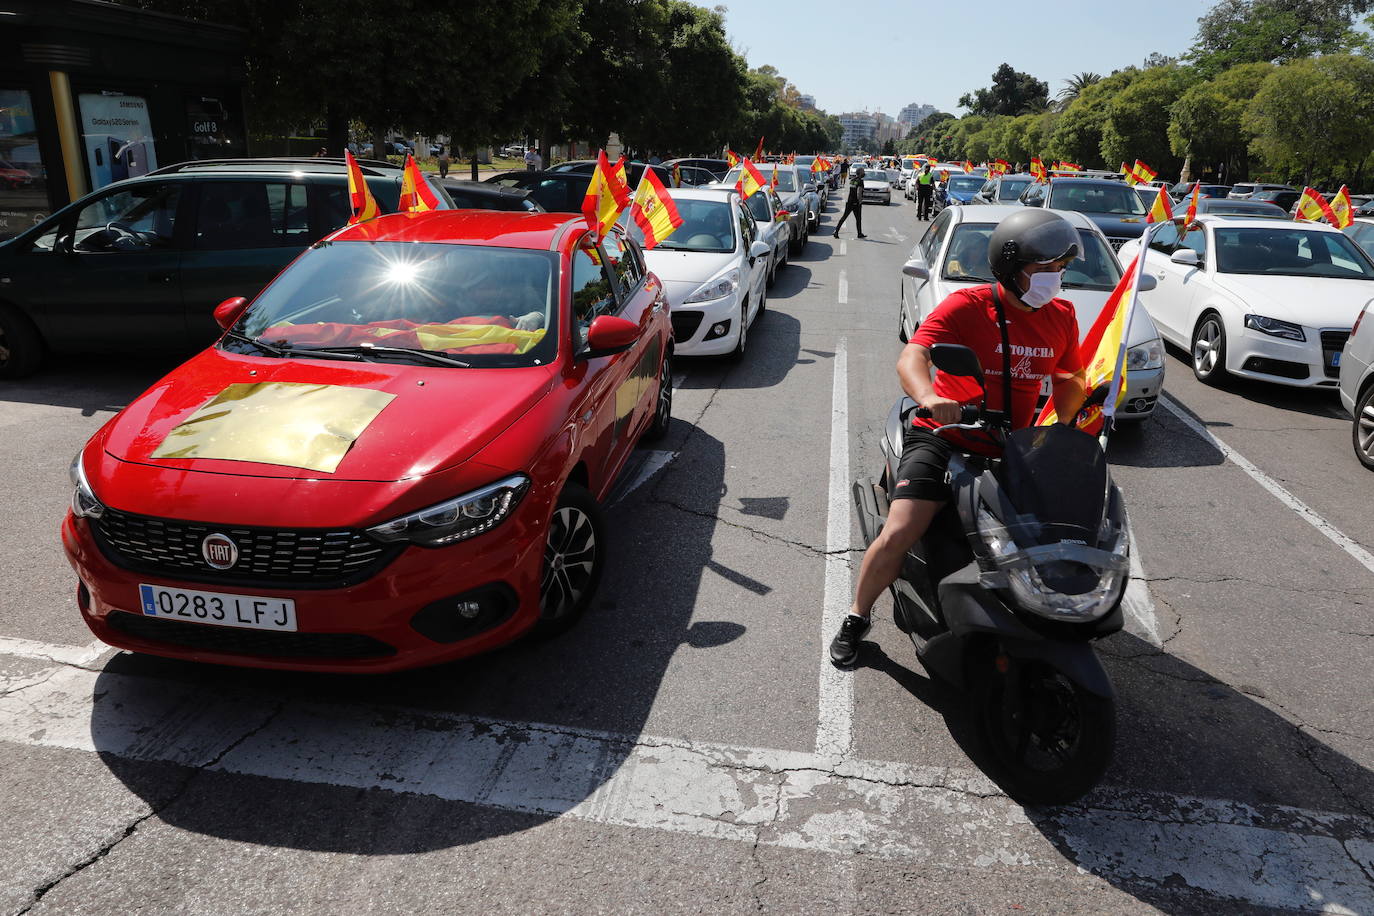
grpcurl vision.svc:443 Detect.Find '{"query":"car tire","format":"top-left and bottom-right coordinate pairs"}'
top-left (729, 299), bottom-right (750, 361)
top-left (0, 302), bottom-right (44, 379)
top-left (898, 285), bottom-right (909, 343)
top-left (766, 254), bottom-right (778, 289)
top-left (530, 482), bottom-right (605, 639)
top-left (1352, 381), bottom-right (1374, 471)
top-left (645, 350), bottom-right (672, 441)
top-left (1191, 313), bottom-right (1228, 385)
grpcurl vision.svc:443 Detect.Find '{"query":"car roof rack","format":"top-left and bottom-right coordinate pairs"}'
top-left (148, 157), bottom-right (402, 177)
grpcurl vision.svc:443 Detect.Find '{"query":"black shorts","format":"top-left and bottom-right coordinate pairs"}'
top-left (891, 426), bottom-right (954, 502)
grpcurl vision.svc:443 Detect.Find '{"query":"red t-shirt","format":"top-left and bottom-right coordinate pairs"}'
top-left (909, 285), bottom-right (1082, 447)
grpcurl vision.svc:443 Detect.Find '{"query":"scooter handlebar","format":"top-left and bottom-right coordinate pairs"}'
top-left (910, 404), bottom-right (982, 423)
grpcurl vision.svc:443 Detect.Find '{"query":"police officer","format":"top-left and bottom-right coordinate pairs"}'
top-left (915, 163), bottom-right (936, 221)
top-left (834, 166), bottom-right (866, 239)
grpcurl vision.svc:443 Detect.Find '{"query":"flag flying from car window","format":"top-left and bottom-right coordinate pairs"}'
top-left (1030, 158), bottom-right (1047, 183)
top-left (344, 149), bottom-right (380, 224)
top-left (962, 161), bottom-right (974, 174)
top-left (671, 163), bottom-right (682, 188)
top-left (737, 158), bottom-right (766, 199)
top-left (399, 153), bottom-right (440, 213)
top-left (754, 137), bottom-right (765, 160)
top-left (786, 153), bottom-right (796, 164)
top-left (582, 150), bottom-right (632, 240)
top-left (1120, 162), bottom-right (1130, 178)
top-left (1295, 187), bottom-right (1337, 224)
top-left (1131, 160), bottom-right (1157, 187)
top-left (1331, 185), bottom-right (1355, 229)
top-left (1183, 181), bottom-right (1202, 229)
top-left (630, 169), bottom-right (684, 250)
top-left (1035, 252), bottom-right (1144, 433)
top-left (992, 159), bottom-right (1010, 176)
top-left (726, 150), bottom-right (741, 167)
top-left (770, 164), bottom-right (779, 188)
top-left (1146, 185), bottom-right (1174, 223)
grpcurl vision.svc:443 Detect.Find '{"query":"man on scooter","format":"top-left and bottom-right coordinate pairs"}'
top-left (831, 209), bottom-right (1089, 666)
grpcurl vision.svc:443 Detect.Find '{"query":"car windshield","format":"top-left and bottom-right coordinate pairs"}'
top-left (226, 241), bottom-right (559, 367)
top-left (867, 171), bottom-right (891, 182)
top-left (724, 167), bottom-right (795, 192)
top-left (1049, 183), bottom-right (1147, 215)
top-left (1203, 201), bottom-right (1287, 218)
top-left (625, 198), bottom-right (735, 253)
top-left (1213, 227), bottom-right (1374, 279)
top-left (997, 178), bottom-right (1032, 200)
top-left (942, 225), bottom-right (1119, 290)
top-left (948, 176), bottom-right (983, 193)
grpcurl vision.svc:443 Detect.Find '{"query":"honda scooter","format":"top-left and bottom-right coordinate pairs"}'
top-left (852, 343), bottom-right (1130, 805)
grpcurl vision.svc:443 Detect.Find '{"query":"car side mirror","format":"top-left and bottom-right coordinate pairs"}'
top-left (1170, 249), bottom-right (1201, 267)
top-left (1137, 273), bottom-right (1158, 291)
top-left (213, 296), bottom-right (250, 330)
top-left (55, 233), bottom-right (75, 254)
top-left (749, 240), bottom-right (771, 260)
top-left (581, 314), bottom-right (639, 359)
top-left (902, 260), bottom-right (930, 280)
top-left (930, 343), bottom-right (984, 384)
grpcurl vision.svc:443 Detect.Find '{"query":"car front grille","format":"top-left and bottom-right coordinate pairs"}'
top-left (108, 611), bottom-right (395, 659)
top-left (1321, 329), bottom-right (1351, 379)
top-left (671, 310), bottom-right (705, 342)
top-left (92, 508), bottom-right (399, 589)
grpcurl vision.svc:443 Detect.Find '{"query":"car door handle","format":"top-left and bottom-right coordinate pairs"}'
top-left (147, 271), bottom-right (175, 284)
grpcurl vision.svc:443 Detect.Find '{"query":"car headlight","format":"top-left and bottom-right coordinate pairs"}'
top-left (976, 508), bottom-right (1127, 622)
top-left (69, 452), bottom-right (105, 520)
top-left (683, 269), bottom-right (740, 304)
top-left (1244, 314), bottom-right (1305, 341)
top-left (367, 475), bottom-right (529, 547)
top-left (1126, 338), bottom-right (1164, 370)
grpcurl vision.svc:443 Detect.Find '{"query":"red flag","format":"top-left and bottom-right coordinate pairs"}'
top-left (726, 150), bottom-right (740, 168)
top-left (1146, 186), bottom-right (1173, 224)
top-left (344, 149), bottom-right (380, 224)
top-left (1183, 181), bottom-right (1201, 228)
top-left (399, 153), bottom-right (441, 213)
top-left (754, 136), bottom-right (765, 161)
top-left (581, 150), bottom-right (632, 240)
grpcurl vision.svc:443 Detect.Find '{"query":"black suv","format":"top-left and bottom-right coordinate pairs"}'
top-left (0, 157), bottom-right (454, 378)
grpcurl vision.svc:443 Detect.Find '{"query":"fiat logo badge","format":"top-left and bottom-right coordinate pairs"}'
top-left (201, 533), bottom-right (239, 570)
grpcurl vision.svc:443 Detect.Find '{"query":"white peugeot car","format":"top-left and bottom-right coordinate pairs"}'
top-left (625, 187), bottom-right (771, 359)
top-left (899, 205), bottom-right (1166, 423)
top-left (1117, 215), bottom-right (1374, 387)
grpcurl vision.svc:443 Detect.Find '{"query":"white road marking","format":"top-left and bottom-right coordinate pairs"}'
top-left (608, 449), bottom-right (677, 507)
top-left (837, 270), bottom-right (848, 305)
top-left (839, 241), bottom-right (847, 256)
top-left (0, 636), bottom-right (108, 667)
top-left (816, 338), bottom-right (854, 759)
top-left (886, 227), bottom-right (907, 243)
top-left (1122, 521), bottom-right (1162, 646)
top-left (1161, 393), bottom-right (1374, 577)
top-left (2, 662), bottom-right (1372, 914)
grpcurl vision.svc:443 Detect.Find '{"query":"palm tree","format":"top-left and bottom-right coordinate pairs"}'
top-left (1056, 72), bottom-right (1102, 109)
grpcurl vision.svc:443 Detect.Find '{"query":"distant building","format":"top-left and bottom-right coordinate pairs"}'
top-left (897, 103), bottom-right (937, 132)
top-left (838, 112), bottom-right (876, 149)
top-left (797, 94), bottom-right (816, 111)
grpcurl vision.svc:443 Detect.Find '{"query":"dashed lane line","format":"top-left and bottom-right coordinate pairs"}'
top-left (816, 338), bottom-right (853, 758)
top-left (837, 270), bottom-right (848, 305)
top-left (1160, 392), bottom-right (1374, 577)
top-left (839, 241), bottom-right (847, 256)
top-left (2, 660), bottom-right (1372, 915)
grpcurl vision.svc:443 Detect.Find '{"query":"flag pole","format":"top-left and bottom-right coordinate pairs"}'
top-left (1100, 221), bottom-right (1160, 441)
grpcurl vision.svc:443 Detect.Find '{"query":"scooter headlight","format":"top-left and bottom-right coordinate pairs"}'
top-left (977, 508), bottom-right (1128, 622)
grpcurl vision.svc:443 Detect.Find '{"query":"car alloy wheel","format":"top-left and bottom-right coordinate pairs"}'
top-left (1354, 384), bottom-right (1374, 470)
top-left (1192, 314), bottom-right (1227, 384)
top-left (533, 484), bottom-right (604, 637)
top-left (729, 299), bottom-right (749, 360)
top-left (898, 284), bottom-right (909, 343)
top-left (646, 351), bottom-right (672, 441)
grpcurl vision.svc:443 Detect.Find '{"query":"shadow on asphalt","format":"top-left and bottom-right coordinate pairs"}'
top-left (862, 627), bottom-right (1374, 914)
top-left (0, 351), bottom-right (186, 415)
top-left (1162, 344), bottom-right (1346, 421)
top-left (1103, 410), bottom-right (1226, 469)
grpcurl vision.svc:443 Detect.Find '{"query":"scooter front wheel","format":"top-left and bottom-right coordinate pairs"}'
top-left (970, 656), bottom-right (1115, 806)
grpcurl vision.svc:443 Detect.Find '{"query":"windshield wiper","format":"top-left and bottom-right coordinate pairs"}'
top-left (296, 344), bottom-right (471, 368)
top-left (222, 330), bottom-right (294, 358)
top-left (945, 273), bottom-right (994, 282)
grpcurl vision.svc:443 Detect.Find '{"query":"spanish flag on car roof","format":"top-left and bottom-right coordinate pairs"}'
top-left (630, 169), bottom-right (684, 250)
top-left (399, 153), bottom-right (440, 213)
top-left (344, 149), bottom-right (380, 224)
top-left (1146, 185), bottom-right (1173, 224)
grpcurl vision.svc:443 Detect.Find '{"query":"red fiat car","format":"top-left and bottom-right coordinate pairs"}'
top-left (62, 210), bottom-right (672, 671)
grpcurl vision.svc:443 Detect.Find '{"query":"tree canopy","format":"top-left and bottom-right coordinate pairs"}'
top-left (958, 64), bottom-right (1049, 117)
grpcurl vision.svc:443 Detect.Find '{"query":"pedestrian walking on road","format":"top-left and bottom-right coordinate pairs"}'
top-left (834, 167), bottom-right (866, 239)
top-left (839, 156), bottom-right (851, 183)
top-left (437, 145), bottom-right (450, 179)
top-left (915, 163), bottom-right (936, 221)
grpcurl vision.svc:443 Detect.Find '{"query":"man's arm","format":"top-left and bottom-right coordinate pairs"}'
top-left (1050, 370), bottom-right (1087, 426)
top-left (898, 345), bottom-right (962, 424)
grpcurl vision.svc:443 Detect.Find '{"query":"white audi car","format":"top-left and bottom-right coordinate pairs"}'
top-left (624, 187), bottom-right (771, 359)
top-left (1117, 215), bottom-right (1374, 387)
top-left (899, 205), bottom-right (1166, 423)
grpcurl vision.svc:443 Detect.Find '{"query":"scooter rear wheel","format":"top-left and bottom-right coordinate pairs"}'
top-left (970, 656), bottom-right (1115, 806)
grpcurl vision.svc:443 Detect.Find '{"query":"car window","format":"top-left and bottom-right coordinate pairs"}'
top-left (919, 208), bottom-right (954, 261)
top-left (570, 237), bottom-right (619, 348)
top-left (737, 202), bottom-right (756, 249)
top-left (194, 181), bottom-right (308, 250)
top-left (1345, 224), bottom-right (1374, 261)
top-left (602, 229), bottom-right (644, 293)
top-left (745, 191), bottom-right (771, 223)
top-left (1149, 221), bottom-right (1180, 253)
top-left (997, 178), bottom-right (1031, 201)
top-left (62, 182), bottom-right (183, 252)
top-left (941, 224), bottom-right (995, 281)
top-left (1213, 226), bottom-right (1374, 278)
top-left (1177, 227), bottom-right (1207, 261)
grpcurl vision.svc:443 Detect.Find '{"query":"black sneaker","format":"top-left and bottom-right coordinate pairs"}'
top-left (829, 614), bottom-right (871, 667)
top-left (857, 233), bottom-right (867, 239)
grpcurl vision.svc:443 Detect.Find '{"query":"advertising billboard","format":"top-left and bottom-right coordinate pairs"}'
top-left (78, 92), bottom-right (158, 191)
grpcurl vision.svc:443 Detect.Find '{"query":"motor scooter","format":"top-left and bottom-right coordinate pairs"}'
top-left (852, 343), bottom-right (1129, 805)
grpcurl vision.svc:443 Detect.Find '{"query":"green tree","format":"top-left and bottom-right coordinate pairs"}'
top-left (1045, 69), bottom-right (1138, 167)
top-left (1056, 72), bottom-right (1102, 109)
top-left (958, 63), bottom-right (1050, 116)
top-left (1100, 64), bottom-right (1199, 178)
top-left (1168, 62), bottom-right (1272, 181)
top-left (1189, 0), bottom-right (1371, 74)
top-left (1244, 54), bottom-right (1374, 185)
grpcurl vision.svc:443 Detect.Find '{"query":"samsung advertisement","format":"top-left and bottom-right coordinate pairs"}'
top-left (78, 92), bottom-right (158, 190)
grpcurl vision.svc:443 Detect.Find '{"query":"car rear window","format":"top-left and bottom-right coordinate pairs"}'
top-left (1050, 183), bottom-right (1146, 215)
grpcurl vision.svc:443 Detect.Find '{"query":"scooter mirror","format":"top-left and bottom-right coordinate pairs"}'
top-left (930, 343), bottom-right (984, 383)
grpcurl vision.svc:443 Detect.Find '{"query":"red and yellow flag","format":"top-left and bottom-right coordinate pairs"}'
top-left (398, 153), bottom-right (441, 213)
top-left (630, 168), bottom-right (684, 250)
top-left (345, 148), bottom-right (380, 224)
top-left (1036, 252), bottom-right (1144, 433)
top-left (581, 149), bottom-right (632, 240)
top-left (1295, 187), bottom-right (1337, 224)
top-left (1030, 158), bottom-right (1047, 183)
top-left (993, 159), bottom-right (1010, 176)
top-left (1182, 181), bottom-right (1201, 228)
top-left (1132, 160), bottom-right (1157, 188)
top-left (1331, 185), bottom-right (1355, 229)
top-left (736, 157), bottom-right (766, 199)
top-left (786, 153), bottom-right (796, 164)
top-left (962, 161), bottom-right (974, 174)
top-left (770, 164), bottom-right (779, 188)
top-left (726, 150), bottom-right (741, 167)
top-left (754, 137), bottom-right (765, 161)
top-left (671, 163), bottom-right (682, 188)
top-left (1146, 185), bottom-right (1173, 224)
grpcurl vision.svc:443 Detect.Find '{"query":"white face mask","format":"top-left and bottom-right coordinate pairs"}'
top-left (1018, 269), bottom-right (1063, 309)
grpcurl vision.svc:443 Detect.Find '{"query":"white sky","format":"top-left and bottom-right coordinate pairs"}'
top-left (719, 0), bottom-right (1209, 118)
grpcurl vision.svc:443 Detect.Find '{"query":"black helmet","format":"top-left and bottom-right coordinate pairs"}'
top-left (987, 209), bottom-right (1081, 289)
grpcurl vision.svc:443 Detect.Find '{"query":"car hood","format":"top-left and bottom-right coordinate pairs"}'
top-left (1209, 273), bottom-right (1374, 328)
top-left (1072, 214), bottom-right (1146, 239)
top-left (641, 249), bottom-right (739, 296)
top-left (102, 347), bottom-right (556, 482)
top-left (931, 278), bottom-right (1159, 347)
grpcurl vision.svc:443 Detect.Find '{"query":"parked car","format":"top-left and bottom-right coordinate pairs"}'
top-left (1169, 181), bottom-right (1231, 198)
top-left (897, 205), bottom-right (1165, 423)
top-left (720, 164), bottom-right (819, 242)
top-left (663, 157), bottom-right (730, 181)
top-left (673, 165), bottom-right (720, 188)
top-left (740, 186), bottom-right (795, 287)
top-left (482, 170), bottom-right (596, 213)
top-left (971, 173), bottom-right (1034, 206)
top-left (626, 187), bottom-right (770, 358)
top-left (1193, 198), bottom-right (1290, 219)
top-left (1339, 299), bottom-right (1374, 469)
top-left (438, 179), bottom-right (544, 212)
top-left (1252, 188), bottom-right (1302, 212)
top-left (1228, 182), bottom-right (1296, 200)
top-left (859, 169), bottom-right (894, 205)
top-left (0, 158), bottom-right (34, 189)
top-left (62, 209), bottom-right (673, 671)
top-left (1116, 215), bottom-right (1374, 387)
top-left (1343, 216), bottom-right (1374, 261)
top-left (547, 159), bottom-right (672, 188)
top-left (0, 157), bottom-right (456, 378)
top-left (1020, 177), bottom-right (1149, 251)
top-left (1132, 185), bottom-right (1171, 211)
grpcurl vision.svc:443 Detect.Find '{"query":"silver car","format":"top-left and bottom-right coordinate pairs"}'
top-left (741, 187), bottom-right (796, 288)
top-left (720, 164), bottom-right (820, 249)
top-left (1338, 297), bottom-right (1374, 469)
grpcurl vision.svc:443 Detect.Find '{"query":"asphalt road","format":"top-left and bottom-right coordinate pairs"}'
top-left (2, 189), bottom-right (1373, 915)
